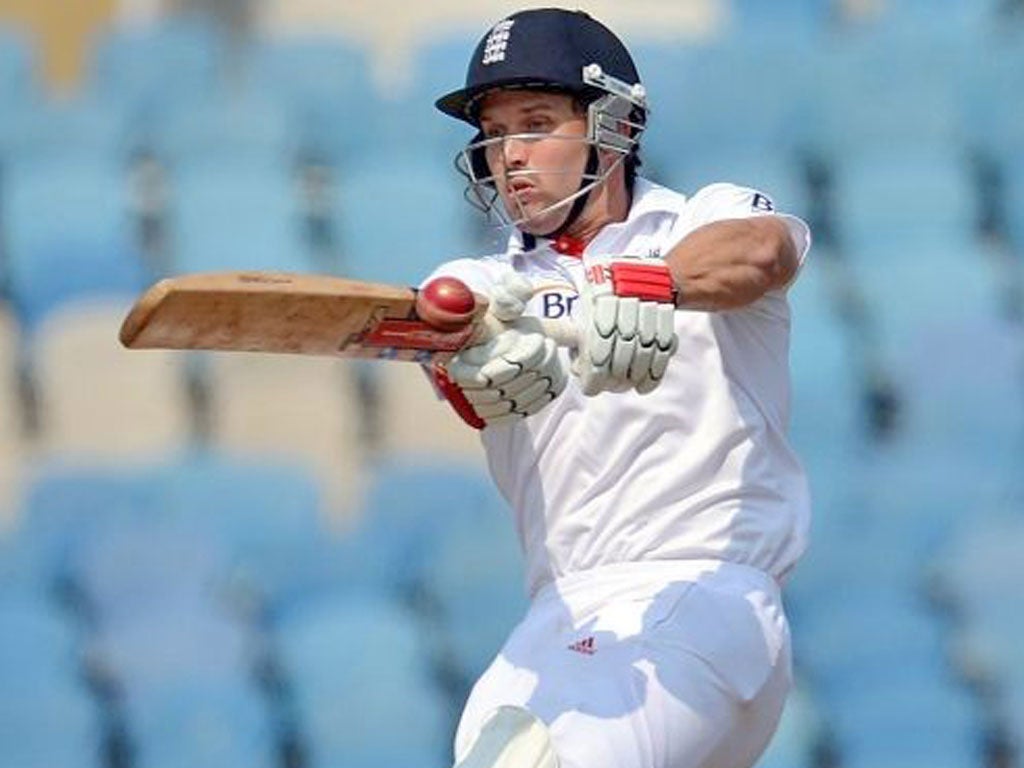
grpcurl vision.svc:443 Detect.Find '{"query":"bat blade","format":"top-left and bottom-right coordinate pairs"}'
top-left (119, 271), bottom-right (485, 363)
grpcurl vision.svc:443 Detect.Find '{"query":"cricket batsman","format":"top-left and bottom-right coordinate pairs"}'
top-left (421, 8), bottom-right (812, 768)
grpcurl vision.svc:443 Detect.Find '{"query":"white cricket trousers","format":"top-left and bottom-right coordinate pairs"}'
top-left (453, 559), bottom-right (792, 768)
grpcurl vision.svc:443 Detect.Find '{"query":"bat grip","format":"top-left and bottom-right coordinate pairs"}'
top-left (475, 312), bottom-right (579, 350)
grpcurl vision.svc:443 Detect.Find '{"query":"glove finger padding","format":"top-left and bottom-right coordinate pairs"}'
top-left (575, 256), bottom-right (679, 397)
top-left (489, 271), bottom-right (534, 322)
top-left (450, 330), bottom-right (550, 388)
top-left (651, 305), bottom-right (677, 379)
top-left (445, 328), bottom-right (567, 427)
top-left (610, 297), bottom-right (639, 380)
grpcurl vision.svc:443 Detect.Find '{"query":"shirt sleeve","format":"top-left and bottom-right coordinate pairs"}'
top-left (676, 183), bottom-right (812, 290)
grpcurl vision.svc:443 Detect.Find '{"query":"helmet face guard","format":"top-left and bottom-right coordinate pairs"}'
top-left (453, 64), bottom-right (648, 231)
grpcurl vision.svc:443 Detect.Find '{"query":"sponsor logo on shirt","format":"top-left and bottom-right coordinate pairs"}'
top-left (540, 291), bottom-right (578, 319)
top-left (752, 193), bottom-right (775, 212)
top-left (567, 636), bottom-right (596, 655)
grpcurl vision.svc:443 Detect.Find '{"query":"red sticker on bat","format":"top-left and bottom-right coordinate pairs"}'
top-left (360, 319), bottom-right (475, 352)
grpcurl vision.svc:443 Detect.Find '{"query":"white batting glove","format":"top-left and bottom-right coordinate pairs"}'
top-left (437, 272), bottom-right (567, 428)
top-left (573, 256), bottom-right (678, 396)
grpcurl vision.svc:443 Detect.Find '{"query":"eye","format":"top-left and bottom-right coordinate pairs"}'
top-left (481, 125), bottom-right (505, 140)
top-left (526, 117), bottom-right (551, 133)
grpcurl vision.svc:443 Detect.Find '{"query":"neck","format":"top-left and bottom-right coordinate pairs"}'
top-left (562, 165), bottom-right (631, 244)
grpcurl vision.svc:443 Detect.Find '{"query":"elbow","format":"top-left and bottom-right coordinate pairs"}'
top-left (751, 216), bottom-right (799, 292)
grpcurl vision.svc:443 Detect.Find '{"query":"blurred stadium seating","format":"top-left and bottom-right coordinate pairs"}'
top-left (1, 1), bottom-right (1023, 767)
top-left (84, 15), bottom-right (227, 136)
top-left (0, 23), bottom-right (36, 107)
top-left (240, 33), bottom-right (377, 164)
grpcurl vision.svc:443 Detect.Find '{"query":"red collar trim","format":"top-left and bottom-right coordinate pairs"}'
top-left (551, 234), bottom-right (587, 258)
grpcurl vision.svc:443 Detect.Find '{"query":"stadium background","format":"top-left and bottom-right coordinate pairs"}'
top-left (1, 0), bottom-right (1023, 766)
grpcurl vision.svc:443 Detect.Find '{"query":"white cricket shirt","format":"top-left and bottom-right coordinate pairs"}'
top-left (425, 179), bottom-right (812, 596)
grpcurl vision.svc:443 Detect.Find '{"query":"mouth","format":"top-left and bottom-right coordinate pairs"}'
top-left (507, 179), bottom-right (536, 201)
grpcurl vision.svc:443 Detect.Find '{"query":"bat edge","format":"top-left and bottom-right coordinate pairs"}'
top-left (119, 277), bottom-right (175, 349)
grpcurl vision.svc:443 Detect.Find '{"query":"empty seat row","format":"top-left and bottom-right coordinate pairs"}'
top-left (0, 455), bottom-right (531, 767)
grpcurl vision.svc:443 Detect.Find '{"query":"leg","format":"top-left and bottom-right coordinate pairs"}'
top-left (455, 706), bottom-right (559, 768)
top-left (454, 564), bottom-right (790, 768)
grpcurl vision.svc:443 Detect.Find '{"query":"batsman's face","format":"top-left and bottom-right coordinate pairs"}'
top-left (477, 90), bottom-right (589, 235)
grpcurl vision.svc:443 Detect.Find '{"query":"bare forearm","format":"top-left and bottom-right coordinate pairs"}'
top-left (664, 217), bottom-right (799, 311)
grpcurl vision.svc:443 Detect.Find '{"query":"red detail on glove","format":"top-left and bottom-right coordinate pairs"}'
top-left (431, 364), bottom-right (485, 430)
top-left (585, 264), bottom-right (606, 285)
top-left (609, 262), bottom-right (676, 303)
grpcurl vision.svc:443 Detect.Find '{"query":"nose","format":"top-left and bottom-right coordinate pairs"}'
top-left (500, 135), bottom-right (529, 169)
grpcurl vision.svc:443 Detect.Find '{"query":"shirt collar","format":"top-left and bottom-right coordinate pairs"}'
top-left (505, 177), bottom-right (682, 256)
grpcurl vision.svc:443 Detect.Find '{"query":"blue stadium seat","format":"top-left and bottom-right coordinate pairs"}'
top-left (844, 244), bottom-right (999, 404)
top-left (828, 679), bottom-right (982, 768)
top-left (954, 609), bottom-right (1024, 689)
top-left (962, 36), bottom-right (1024, 167)
top-left (1004, 157), bottom-right (1024, 252)
top-left (832, 146), bottom-right (978, 257)
top-left (68, 512), bottom-right (229, 628)
top-left (863, 444), bottom-right (1015, 563)
top-left (849, 0), bottom-right (1002, 41)
top-left (0, 686), bottom-right (102, 768)
top-left (727, 0), bottom-right (834, 39)
top-left (85, 17), bottom-right (224, 130)
top-left (888, 313), bottom-right (1024, 462)
top-left (421, 494), bottom-right (528, 684)
top-left (0, 592), bottom-right (102, 767)
top-left (938, 514), bottom-right (1024, 629)
top-left (10, 463), bottom-right (164, 594)
top-left (405, 34), bottom-right (477, 105)
top-left (343, 460), bottom-right (507, 600)
top-left (793, 592), bottom-right (951, 692)
top-left (793, 577), bottom-right (985, 766)
top-left (276, 593), bottom-right (449, 768)
top-left (0, 591), bottom-right (83, 694)
top-left (243, 33), bottom-right (377, 162)
top-left (87, 609), bottom-right (256, 696)
top-left (651, 149), bottom-right (810, 222)
top-left (0, 24), bottom-right (37, 108)
top-left (787, 532), bottom-right (896, 618)
top-left (792, 434), bottom-right (1016, 626)
top-left (158, 453), bottom-right (338, 617)
top-left (807, 34), bottom-right (969, 158)
top-left (1, 96), bottom-right (135, 163)
top-left (948, 510), bottom-right (1024, 582)
top-left (15, 455), bottom-right (342, 623)
top-left (755, 682), bottom-right (823, 768)
top-left (381, 34), bottom-right (482, 159)
top-left (332, 151), bottom-right (487, 284)
top-left (786, 252), bottom-right (862, 457)
top-left (126, 682), bottom-right (277, 768)
top-left (167, 160), bottom-right (311, 272)
top-left (1, 155), bottom-right (150, 334)
top-left (636, 38), bottom-right (816, 179)
top-left (153, 91), bottom-right (300, 170)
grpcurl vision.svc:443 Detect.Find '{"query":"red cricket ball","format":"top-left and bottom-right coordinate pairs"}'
top-left (416, 276), bottom-right (477, 331)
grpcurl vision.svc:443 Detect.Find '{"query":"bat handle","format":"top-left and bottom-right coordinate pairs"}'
top-left (475, 312), bottom-right (579, 350)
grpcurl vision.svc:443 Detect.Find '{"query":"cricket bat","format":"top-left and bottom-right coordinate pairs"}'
top-left (119, 271), bottom-right (577, 364)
